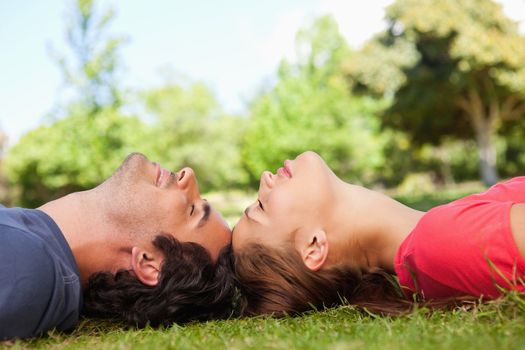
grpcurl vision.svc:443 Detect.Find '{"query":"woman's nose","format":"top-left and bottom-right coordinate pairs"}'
top-left (259, 170), bottom-right (274, 195)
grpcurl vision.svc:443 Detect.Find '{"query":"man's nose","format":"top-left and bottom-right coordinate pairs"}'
top-left (177, 167), bottom-right (201, 199)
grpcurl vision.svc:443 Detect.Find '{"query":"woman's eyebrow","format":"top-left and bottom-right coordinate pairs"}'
top-left (244, 206), bottom-right (255, 221)
top-left (244, 206), bottom-right (260, 224)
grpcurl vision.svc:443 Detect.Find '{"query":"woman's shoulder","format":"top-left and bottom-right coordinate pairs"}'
top-left (396, 196), bottom-right (525, 300)
top-left (454, 177), bottom-right (525, 204)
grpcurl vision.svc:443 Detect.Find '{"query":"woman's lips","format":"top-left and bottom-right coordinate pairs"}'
top-left (284, 160), bottom-right (293, 177)
top-left (277, 162), bottom-right (292, 179)
top-left (277, 160), bottom-right (293, 178)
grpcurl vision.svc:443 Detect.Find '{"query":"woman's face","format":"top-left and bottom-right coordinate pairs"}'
top-left (232, 151), bottom-right (338, 251)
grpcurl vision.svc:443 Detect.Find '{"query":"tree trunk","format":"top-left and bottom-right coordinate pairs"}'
top-left (475, 119), bottom-right (499, 186)
top-left (458, 89), bottom-right (499, 186)
top-left (458, 89), bottom-right (525, 186)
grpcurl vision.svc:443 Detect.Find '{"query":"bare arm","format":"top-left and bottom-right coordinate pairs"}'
top-left (510, 204), bottom-right (525, 259)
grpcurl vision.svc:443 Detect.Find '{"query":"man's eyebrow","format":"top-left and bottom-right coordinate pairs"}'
top-left (197, 201), bottom-right (211, 228)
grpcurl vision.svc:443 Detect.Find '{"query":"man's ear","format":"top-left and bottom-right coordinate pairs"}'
top-left (130, 247), bottom-right (162, 286)
top-left (299, 230), bottom-right (329, 271)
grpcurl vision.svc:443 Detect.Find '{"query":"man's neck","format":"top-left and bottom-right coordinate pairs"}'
top-left (326, 183), bottom-right (424, 273)
top-left (39, 190), bottom-right (132, 285)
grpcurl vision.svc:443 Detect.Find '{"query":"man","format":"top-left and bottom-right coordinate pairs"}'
top-left (0, 153), bottom-right (234, 339)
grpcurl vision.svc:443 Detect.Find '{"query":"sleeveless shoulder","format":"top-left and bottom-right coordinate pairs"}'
top-left (457, 177), bottom-right (525, 204)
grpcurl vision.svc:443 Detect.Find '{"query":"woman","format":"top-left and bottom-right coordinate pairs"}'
top-left (232, 151), bottom-right (525, 316)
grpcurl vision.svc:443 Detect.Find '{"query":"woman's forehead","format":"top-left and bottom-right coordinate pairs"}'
top-left (233, 215), bottom-right (301, 253)
top-left (231, 216), bottom-right (249, 250)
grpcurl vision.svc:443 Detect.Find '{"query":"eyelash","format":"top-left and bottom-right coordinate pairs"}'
top-left (258, 199), bottom-right (264, 211)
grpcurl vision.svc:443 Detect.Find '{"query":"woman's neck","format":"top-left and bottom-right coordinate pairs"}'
top-left (326, 182), bottom-right (424, 273)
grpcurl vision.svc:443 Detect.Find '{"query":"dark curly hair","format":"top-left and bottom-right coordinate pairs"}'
top-left (82, 235), bottom-right (236, 327)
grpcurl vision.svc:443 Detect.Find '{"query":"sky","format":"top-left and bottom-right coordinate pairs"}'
top-left (1, 0), bottom-right (524, 146)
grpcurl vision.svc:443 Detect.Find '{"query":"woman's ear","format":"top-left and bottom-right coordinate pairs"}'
top-left (299, 230), bottom-right (328, 271)
top-left (130, 246), bottom-right (162, 286)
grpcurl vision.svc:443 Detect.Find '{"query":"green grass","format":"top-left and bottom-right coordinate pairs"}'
top-left (5, 298), bottom-right (525, 350)
top-left (6, 183), bottom-right (525, 350)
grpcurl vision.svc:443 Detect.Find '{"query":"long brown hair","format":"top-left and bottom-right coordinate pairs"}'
top-left (233, 242), bottom-right (413, 316)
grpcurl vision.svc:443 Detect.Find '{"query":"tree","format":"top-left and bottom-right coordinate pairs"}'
top-left (242, 16), bottom-right (386, 185)
top-left (346, 0), bottom-right (525, 185)
top-left (4, 0), bottom-right (143, 206)
top-left (5, 112), bottom-right (147, 207)
top-left (50, 0), bottom-right (125, 115)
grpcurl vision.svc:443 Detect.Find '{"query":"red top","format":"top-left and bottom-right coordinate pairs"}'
top-left (394, 177), bottom-right (525, 300)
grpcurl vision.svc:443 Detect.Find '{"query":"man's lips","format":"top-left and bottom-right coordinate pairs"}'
top-left (154, 163), bottom-right (172, 187)
top-left (154, 163), bottom-right (189, 187)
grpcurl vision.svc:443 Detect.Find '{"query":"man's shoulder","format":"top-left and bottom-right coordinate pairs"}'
top-left (0, 206), bottom-right (79, 278)
top-left (0, 215), bottom-right (51, 262)
top-left (0, 209), bottom-right (82, 339)
top-left (5, 222), bottom-right (50, 253)
top-left (0, 225), bottom-right (59, 298)
top-left (0, 206), bottom-right (48, 232)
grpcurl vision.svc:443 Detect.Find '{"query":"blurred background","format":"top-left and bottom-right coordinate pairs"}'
top-left (1, 0), bottom-right (525, 223)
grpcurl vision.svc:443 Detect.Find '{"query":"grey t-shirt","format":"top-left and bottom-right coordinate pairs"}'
top-left (0, 205), bottom-right (82, 339)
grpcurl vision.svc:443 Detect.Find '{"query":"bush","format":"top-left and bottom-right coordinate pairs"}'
top-left (5, 110), bottom-right (148, 207)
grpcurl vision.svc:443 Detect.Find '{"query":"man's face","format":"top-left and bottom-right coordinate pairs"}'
top-left (101, 153), bottom-right (231, 261)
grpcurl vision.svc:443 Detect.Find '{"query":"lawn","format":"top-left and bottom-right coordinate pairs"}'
top-left (5, 183), bottom-right (525, 350)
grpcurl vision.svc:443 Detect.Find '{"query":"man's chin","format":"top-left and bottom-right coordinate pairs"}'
top-left (116, 152), bottom-right (148, 174)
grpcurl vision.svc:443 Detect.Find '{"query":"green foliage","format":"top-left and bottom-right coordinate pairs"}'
top-left (381, 0), bottom-right (525, 139)
top-left (344, 36), bottom-right (419, 96)
top-left (141, 80), bottom-right (248, 192)
top-left (498, 120), bottom-right (525, 176)
top-left (10, 0), bottom-right (525, 201)
top-left (7, 0), bottom-right (249, 202)
top-left (0, 129), bottom-right (10, 205)
top-left (5, 110), bottom-right (148, 207)
top-left (4, 0), bottom-right (142, 207)
top-left (378, 132), bottom-right (481, 187)
top-left (386, 0), bottom-right (525, 72)
top-left (347, 0), bottom-right (525, 185)
top-left (242, 16), bottom-right (386, 185)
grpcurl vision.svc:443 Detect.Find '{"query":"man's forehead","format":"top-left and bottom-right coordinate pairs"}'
top-left (202, 210), bottom-right (231, 237)
top-left (201, 214), bottom-right (232, 260)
